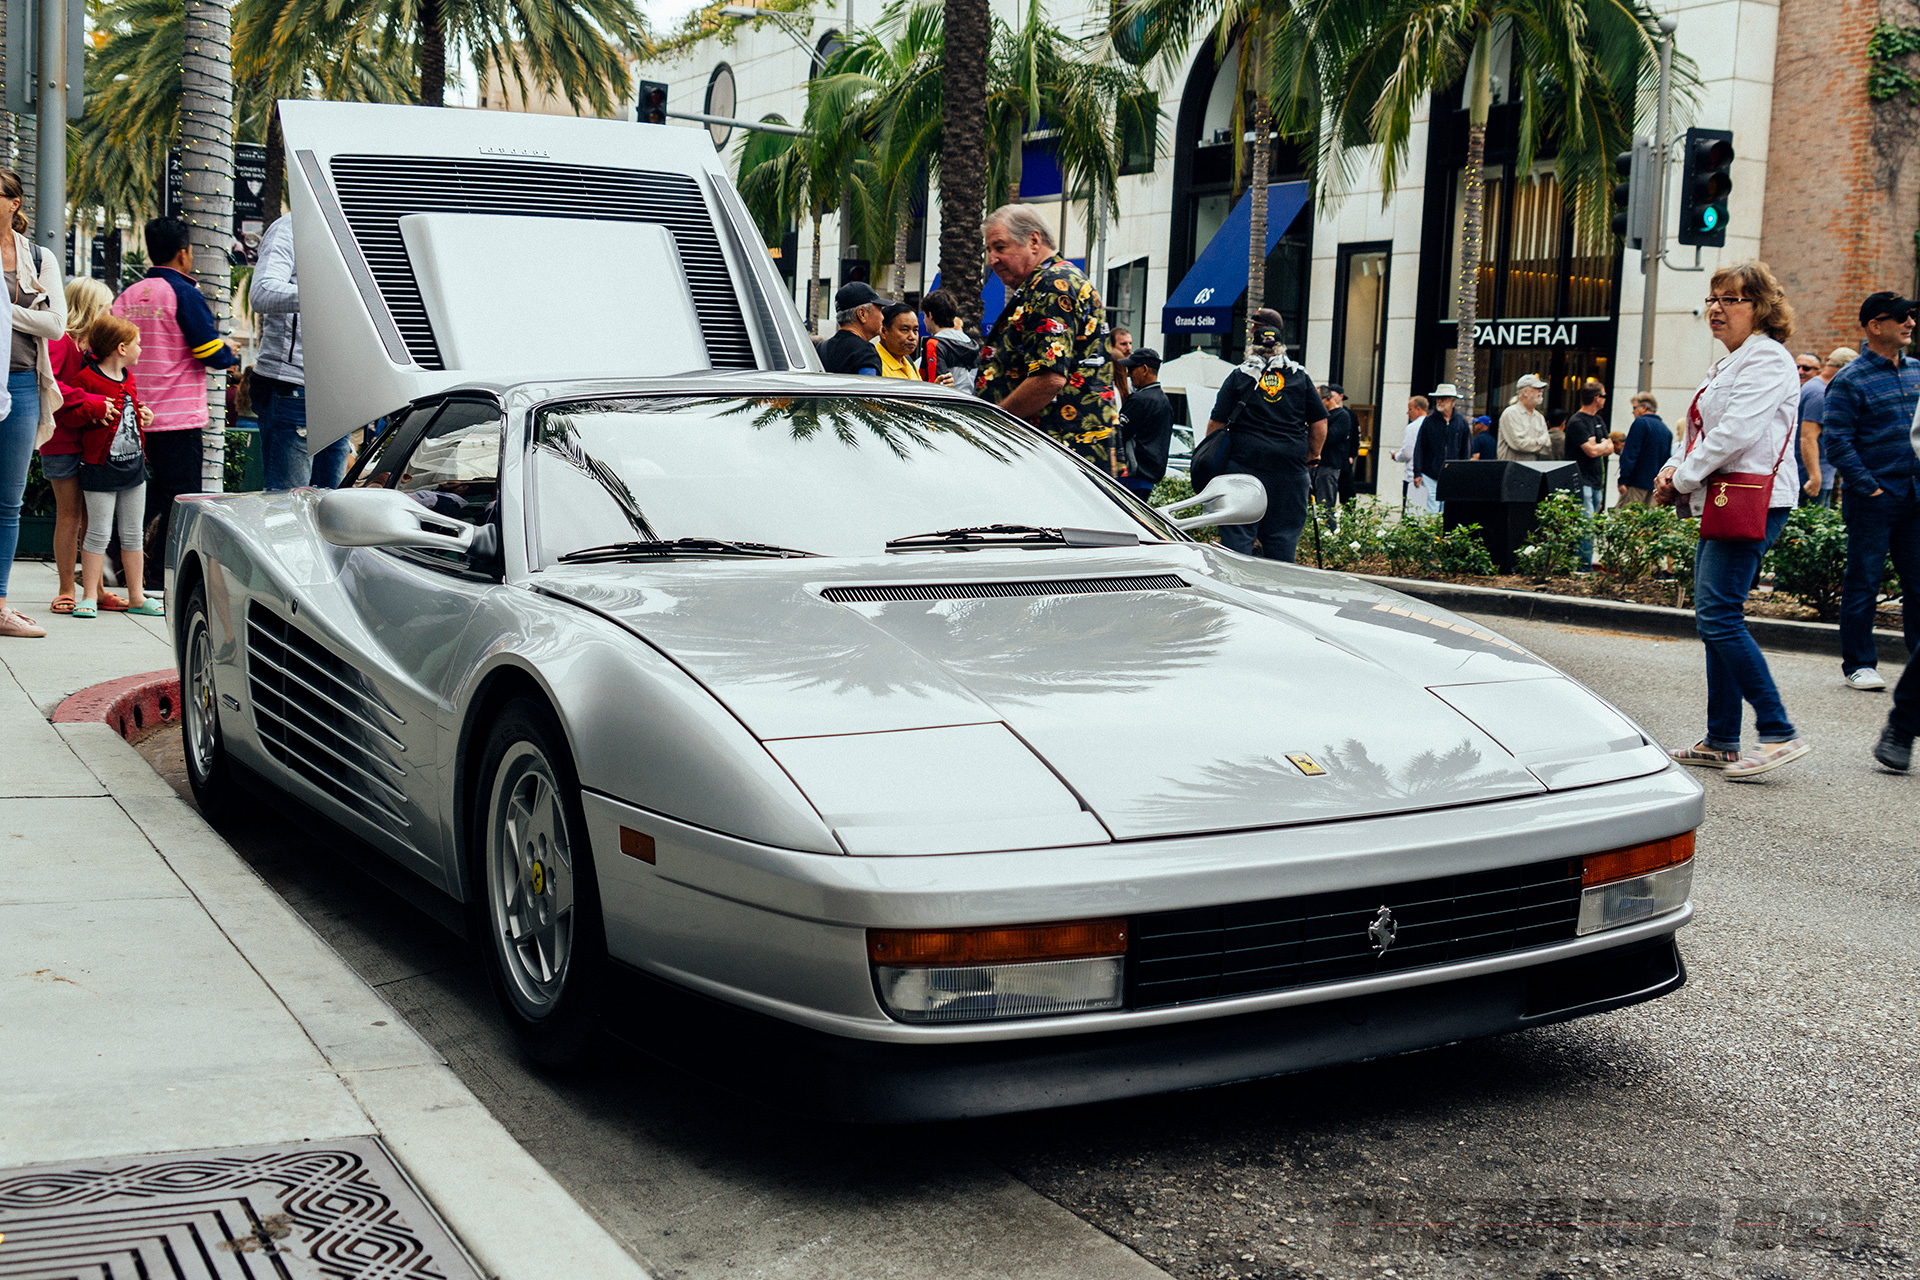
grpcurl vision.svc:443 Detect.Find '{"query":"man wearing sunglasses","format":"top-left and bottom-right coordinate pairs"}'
top-left (1794, 351), bottom-right (1830, 505)
top-left (1821, 291), bottom-right (1920, 692)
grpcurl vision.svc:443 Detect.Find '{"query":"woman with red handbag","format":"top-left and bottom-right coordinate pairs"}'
top-left (1653, 261), bottom-right (1808, 780)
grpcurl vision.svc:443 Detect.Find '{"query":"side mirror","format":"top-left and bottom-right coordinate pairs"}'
top-left (316, 488), bottom-right (475, 554)
top-left (1153, 473), bottom-right (1267, 531)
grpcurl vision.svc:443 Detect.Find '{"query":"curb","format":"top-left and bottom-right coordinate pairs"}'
top-left (51, 668), bottom-right (182, 740)
top-left (1357, 573), bottom-right (1907, 658)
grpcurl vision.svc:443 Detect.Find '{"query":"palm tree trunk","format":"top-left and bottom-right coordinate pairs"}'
top-left (1245, 89), bottom-right (1272, 350)
top-left (938, 0), bottom-right (990, 324)
top-left (262, 104), bottom-right (285, 222)
top-left (808, 209), bottom-right (823, 335)
top-left (1454, 24), bottom-right (1493, 414)
top-left (419, 0), bottom-right (447, 107)
top-left (891, 192), bottom-right (911, 298)
top-left (183, 0), bottom-right (234, 491)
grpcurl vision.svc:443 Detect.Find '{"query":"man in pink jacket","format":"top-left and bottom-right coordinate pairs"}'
top-left (111, 217), bottom-right (237, 588)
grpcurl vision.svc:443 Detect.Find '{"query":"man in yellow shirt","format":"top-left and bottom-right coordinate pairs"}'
top-left (875, 302), bottom-right (922, 380)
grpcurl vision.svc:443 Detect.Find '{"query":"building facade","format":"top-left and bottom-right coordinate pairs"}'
top-left (626, 0), bottom-right (1915, 494)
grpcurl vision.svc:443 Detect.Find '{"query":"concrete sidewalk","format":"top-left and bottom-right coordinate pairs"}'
top-left (0, 558), bottom-right (647, 1278)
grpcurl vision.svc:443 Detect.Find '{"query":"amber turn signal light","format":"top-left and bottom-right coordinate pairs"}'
top-left (619, 826), bottom-right (656, 864)
top-left (867, 918), bottom-right (1128, 966)
top-left (1582, 831), bottom-right (1694, 887)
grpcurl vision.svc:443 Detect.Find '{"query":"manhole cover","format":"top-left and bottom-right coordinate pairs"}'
top-left (0, 1136), bottom-right (484, 1279)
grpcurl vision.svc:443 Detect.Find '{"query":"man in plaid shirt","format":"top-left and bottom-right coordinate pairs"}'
top-left (1820, 291), bottom-right (1920, 690)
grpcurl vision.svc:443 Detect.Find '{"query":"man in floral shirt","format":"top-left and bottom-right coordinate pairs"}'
top-left (975, 204), bottom-right (1119, 468)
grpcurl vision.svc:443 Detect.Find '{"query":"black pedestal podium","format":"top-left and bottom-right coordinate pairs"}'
top-left (1438, 460), bottom-right (1581, 572)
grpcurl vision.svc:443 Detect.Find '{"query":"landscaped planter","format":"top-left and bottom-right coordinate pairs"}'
top-left (15, 513), bottom-right (53, 559)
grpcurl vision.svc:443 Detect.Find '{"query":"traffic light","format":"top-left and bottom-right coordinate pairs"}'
top-left (638, 80), bottom-right (669, 125)
top-left (1612, 137), bottom-right (1654, 249)
top-left (1677, 127), bottom-right (1733, 248)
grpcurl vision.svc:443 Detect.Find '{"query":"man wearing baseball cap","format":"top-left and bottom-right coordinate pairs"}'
top-left (1498, 372), bottom-right (1552, 461)
top-left (1117, 349), bottom-right (1172, 499)
top-left (1822, 290), bottom-right (1920, 691)
top-left (819, 282), bottom-right (885, 376)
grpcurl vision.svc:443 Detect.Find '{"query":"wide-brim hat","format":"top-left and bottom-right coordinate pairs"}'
top-left (1430, 383), bottom-right (1460, 399)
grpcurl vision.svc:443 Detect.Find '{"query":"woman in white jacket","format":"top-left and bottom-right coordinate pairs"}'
top-left (0, 166), bottom-right (62, 638)
top-left (1654, 261), bottom-right (1807, 779)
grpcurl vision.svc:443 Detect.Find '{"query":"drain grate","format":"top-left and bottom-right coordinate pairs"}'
top-left (0, 1136), bottom-right (482, 1279)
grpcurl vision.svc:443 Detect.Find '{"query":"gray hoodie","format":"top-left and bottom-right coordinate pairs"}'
top-left (250, 213), bottom-right (303, 385)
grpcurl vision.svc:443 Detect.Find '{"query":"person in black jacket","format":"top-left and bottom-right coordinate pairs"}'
top-left (1316, 384), bottom-right (1358, 507)
top-left (1203, 309), bottom-right (1327, 561)
top-left (1411, 386), bottom-right (1470, 512)
top-left (1118, 349), bottom-right (1173, 499)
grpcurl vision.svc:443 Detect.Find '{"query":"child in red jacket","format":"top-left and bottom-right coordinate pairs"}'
top-left (54, 315), bottom-right (159, 618)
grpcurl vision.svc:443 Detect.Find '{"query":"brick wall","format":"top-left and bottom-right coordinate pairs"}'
top-left (1761, 0), bottom-right (1920, 357)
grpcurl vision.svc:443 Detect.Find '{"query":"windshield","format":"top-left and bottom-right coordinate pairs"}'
top-left (529, 394), bottom-right (1174, 562)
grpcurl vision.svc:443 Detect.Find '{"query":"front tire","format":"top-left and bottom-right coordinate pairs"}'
top-left (181, 581), bottom-right (241, 817)
top-left (473, 698), bottom-right (607, 1068)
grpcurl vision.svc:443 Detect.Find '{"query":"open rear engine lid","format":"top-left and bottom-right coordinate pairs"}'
top-left (279, 100), bottom-right (815, 451)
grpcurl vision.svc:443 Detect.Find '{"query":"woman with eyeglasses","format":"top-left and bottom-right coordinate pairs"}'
top-left (1653, 262), bottom-right (1809, 780)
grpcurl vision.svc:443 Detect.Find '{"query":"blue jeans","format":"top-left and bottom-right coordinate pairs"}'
top-left (260, 384), bottom-right (347, 490)
top-left (1838, 486), bottom-right (1920, 674)
top-left (1218, 463), bottom-right (1311, 562)
top-left (0, 371), bottom-right (37, 600)
top-left (1578, 483), bottom-right (1603, 567)
top-left (1694, 508), bottom-right (1796, 751)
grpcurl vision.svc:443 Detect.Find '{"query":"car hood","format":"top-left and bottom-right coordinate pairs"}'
top-left (539, 548), bottom-right (1649, 841)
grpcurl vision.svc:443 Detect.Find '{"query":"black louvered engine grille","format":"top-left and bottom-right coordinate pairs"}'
top-left (246, 605), bottom-right (409, 826)
top-left (326, 155), bottom-right (756, 372)
top-left (822, 574), bottom-right (1188, 603)
top-left (1129, 859), bottom-right (1584, 1009)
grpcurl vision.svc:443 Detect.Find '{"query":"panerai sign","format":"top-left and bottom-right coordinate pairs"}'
top-left (1470, 319), bottom-right (1584, 347)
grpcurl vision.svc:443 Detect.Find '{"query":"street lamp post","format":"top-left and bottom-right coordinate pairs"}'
top-left (1636, 17), bottom-right (1676, 395)
top-left (32, 0), bottom-right (63, 257)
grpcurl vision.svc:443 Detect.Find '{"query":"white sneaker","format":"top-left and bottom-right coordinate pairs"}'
top-left (1845, 669), bottom-right (1887, 691)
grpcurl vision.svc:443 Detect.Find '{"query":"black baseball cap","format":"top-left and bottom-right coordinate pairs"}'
top-left (1124, 348), bottom-right (1161, 369)
top-left (834, 281), bottom-right (882, 312)
top-left (1859, 291), bottom-right (1916, 326)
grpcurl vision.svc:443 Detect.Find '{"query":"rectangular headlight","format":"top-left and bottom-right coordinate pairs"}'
top-left (874, 956), bottom-right (1125, 1023)
top-left (868, 918), bottom-right (1128, 1023)
top-left (1577, 860), bottom-right (1693, 935)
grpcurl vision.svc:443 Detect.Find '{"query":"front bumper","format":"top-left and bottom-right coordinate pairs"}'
top-left (604, 934), bottom-right (1686, 1122)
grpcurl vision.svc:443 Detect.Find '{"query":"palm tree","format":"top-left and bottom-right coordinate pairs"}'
top-left (1301, 0), bottom-right (1689, 409)
top-left (939, 0), bottom-right (990, 323)
top-left (1116, 0), bottom-right (1303, 345)
top-left (180, 0), bottom-right (233, 488)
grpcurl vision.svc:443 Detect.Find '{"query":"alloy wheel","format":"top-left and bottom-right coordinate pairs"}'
top-left (486, 742), bottom-right (575, 1019)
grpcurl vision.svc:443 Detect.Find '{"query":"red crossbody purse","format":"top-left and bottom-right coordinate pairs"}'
top-left (1683, 381), bottom-right (1794, 541)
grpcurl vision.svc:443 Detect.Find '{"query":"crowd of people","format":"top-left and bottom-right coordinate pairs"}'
top-left (0, 190), bottom-right (1909, 777)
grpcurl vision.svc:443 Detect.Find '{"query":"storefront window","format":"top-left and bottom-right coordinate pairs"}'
top-left (1332, 245), bottom-right (1390, 490)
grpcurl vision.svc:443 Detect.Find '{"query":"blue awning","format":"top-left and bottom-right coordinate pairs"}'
top-left (1162, 182), bottom-right (1310, 335)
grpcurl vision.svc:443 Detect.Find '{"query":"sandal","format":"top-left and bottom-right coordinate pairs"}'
top-left (100, 591), bottom-right (129, 612)
top-left (49, 593), bottom-right (76, 614)
top-left (125, 599), bottom-right (165, 617)
top-left (70, 599), bottom-right (97, 619)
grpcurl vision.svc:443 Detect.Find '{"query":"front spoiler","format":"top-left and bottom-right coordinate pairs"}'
top-left (604, 934), bottom-right (1685, 1123)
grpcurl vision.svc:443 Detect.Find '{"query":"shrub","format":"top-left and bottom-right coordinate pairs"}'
top-left (1436, 522), bottom-right (1498, 575)
top-left (1594, 502), bottom-right (1696, 583)
top-left (1513, 491), bottom-right (1590, 578)
top-left (1309, 499), bottom-right (1390, 571)
top-left (1765, 505), bottom-right (1860, 620)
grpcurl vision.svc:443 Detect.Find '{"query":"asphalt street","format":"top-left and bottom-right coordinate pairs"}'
top-left (136, 611), bottom-right (1917, 1280)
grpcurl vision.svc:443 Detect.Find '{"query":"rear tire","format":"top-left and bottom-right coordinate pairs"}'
top-left (472, 697), bottom-right (608, 1068)
top-left (181, 581), bottom-right (241, 818)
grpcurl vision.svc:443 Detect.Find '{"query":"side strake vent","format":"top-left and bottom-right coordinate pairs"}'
top-left (246, 604), bottom-right (410, 827)
top-left (326, 155), bottom-right (756, 372)
top-left (822, 574), bottom-right (1188, 604)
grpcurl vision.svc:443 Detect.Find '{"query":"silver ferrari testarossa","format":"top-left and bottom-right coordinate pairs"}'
top-left (168, 102), bottom-right (1703, 1119)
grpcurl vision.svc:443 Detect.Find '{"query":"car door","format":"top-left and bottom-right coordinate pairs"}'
top-left (251, 399), bottom-right (505, 892)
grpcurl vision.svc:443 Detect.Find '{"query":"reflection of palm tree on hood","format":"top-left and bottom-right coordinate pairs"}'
top-left (717, 394), bottom-right (1026, 465)
top-left (850, 595), bottom-right (1232, 701)
top-left (1139, 737), bottom-right (1519, 821)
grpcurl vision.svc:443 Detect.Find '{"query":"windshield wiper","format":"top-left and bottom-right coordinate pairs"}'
top-left (886, 524), bottom-right (1140, 550)
top-left (558, 537), bottom-right (817, 564)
